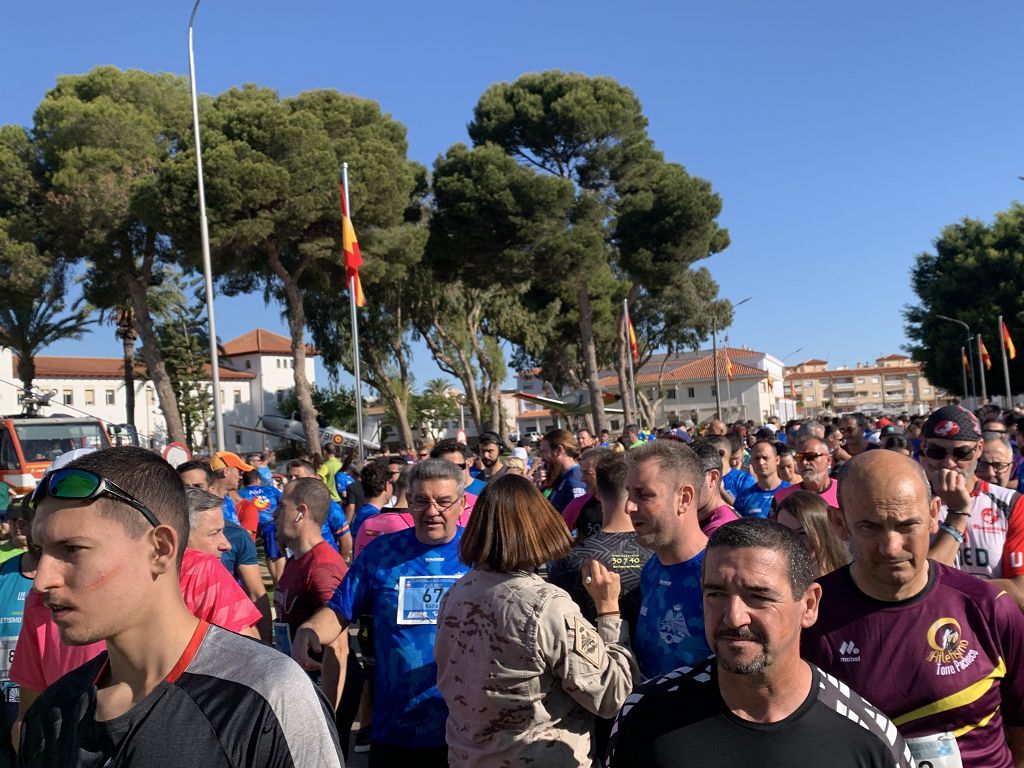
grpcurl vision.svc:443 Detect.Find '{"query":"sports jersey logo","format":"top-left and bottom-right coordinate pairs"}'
top-left (933, 420), bottom-right (959, 437)
top-left (660, 604), bottom-right (693, 645)
top-left (980, 507), bottom-right (1000, 526)
top-left (252, 497), bottom-right (271, 511)
top-left (926, 617), bottom-right (979, 676)
top-left (838, 641), bottom-right (860, 662)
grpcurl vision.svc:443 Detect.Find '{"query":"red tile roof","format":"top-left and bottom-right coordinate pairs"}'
top-left (221, 329), bottom-right (317, 357)
top-left (599, 352), bottom-right (766, 387)
top-left (17, 356), bottom-right (254, 381)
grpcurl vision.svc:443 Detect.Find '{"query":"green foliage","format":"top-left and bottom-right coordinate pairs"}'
top-left (409, 378), bottom-right (460, 439)
top-left (277, 386), bottom-right (357, 430)
top-left (0, 272), bottom-right (94, 402)
top-left (904, 203), bottom-right (1024, 395)
top-left (149, 268), bottom-right (213, 452)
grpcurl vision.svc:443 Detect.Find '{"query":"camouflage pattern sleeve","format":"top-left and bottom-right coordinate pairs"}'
top-left (538, 591), bottom-right (640, 719)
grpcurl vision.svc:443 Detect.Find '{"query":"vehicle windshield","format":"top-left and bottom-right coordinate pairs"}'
top-left (13, 422), bottom-right (111, 463)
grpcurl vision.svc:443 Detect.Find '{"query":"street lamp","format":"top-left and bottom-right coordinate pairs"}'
top-left (188, 0), bottom-right (225, 452)
top-left (712, 296), bottom-right (753, 420)
top-left (935, 314), bottom-right (976, 403)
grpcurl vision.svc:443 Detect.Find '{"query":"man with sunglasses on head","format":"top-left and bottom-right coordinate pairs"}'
top-left (19, 447), bottom-right (344, 767)
top-left (924, 406), bottom-right (1024, 602)
top-left (292, 459), bottom-right (470, 766)
top-left (772, 436), bottom-right (839, 512)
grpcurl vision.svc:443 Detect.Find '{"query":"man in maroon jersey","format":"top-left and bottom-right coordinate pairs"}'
top-left (802, 450), bottom-right (1024, 767)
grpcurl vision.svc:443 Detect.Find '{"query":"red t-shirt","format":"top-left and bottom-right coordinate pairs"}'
top-left (11, 548), bottom-right (262, 692)
top-left (234, 498), bottom-right (260, 540)
top-left (274, 541), bottom-right (347, 637)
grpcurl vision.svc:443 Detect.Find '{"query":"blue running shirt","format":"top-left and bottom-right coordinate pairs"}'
top-left (635, 551), bottom-right (711, 679)
top-left (734, 481), bottom-right (790, 519)
top-left (329, 528), bottom-right (469, 748)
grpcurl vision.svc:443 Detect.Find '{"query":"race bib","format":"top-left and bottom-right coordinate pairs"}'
top-left (396, 576), bottom-right (460, 625)
top-left (906, 732), bottom-right (963, 768)
top-left (0, 635), bottom-right (16, 682)
top-left (272, 622), bottom-right (292, 656)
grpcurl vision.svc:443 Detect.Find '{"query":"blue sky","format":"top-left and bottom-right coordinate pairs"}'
top-left (3, 1), bottom-right (1022, 388)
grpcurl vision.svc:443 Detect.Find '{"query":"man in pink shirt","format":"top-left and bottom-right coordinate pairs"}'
top-left (691, 440), bottom-right (740, 538)
top-left (773, 437), bottom-right (838, 512)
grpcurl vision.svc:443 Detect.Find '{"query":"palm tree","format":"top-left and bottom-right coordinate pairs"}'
top-left (0, 278), bottom-right (95, 414)
top-left (98, 302), bottom-right (138, 429)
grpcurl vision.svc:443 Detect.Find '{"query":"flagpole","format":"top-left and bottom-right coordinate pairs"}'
top-left (624, 299), bottom-right (638, 427)
top-left (1000, 316), bottom-right (1012, 407)
top-left (342, 163), bottom-right (365, 461)
top-left (723, 344), bottom-right (733, 421)
top-left (960, 346), bottom-right (969, 403)
top-left (978, 334), bottom-right (989, 403)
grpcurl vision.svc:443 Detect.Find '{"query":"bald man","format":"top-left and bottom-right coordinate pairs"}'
top-left (802, 451), bottom-right (1024, 768)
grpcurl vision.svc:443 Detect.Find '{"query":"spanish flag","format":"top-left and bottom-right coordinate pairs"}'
top-left (980, 335), bottom-right (992, 371)
top-left (789, 380), bottom-right (796, 400)
top-left (340, 179), bottom-right (365, 307)
top-left (962, 347), bottom-right (971, 373)
top-left (626, 311), bottom-right (639, 362)
top-left (1003, 320), bottom-right (1017, 360)
top-left (726, 355), bottom-right (734, 382)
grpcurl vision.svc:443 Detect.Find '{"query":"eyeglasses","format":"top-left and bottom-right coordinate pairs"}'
top-left (452, 463), bottom-right (467, 470)
top-left (923, 444), bottom-right (977, 462)
top-left (408, 496), bottom-right (463, 516)
top-left (978, 460), bottom-right (1013, 471)
top-left (30, 468), bottom-right (160, 528)
top-left (795, 452), bottom-right (827, 462)
top-left (840, 426), bottom-right (857, 434)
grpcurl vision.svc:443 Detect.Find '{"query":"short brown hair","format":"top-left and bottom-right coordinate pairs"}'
top-left (284, 477), bottom-right (331, 525)
top-left (542, 428), bottom-right (579, 460)
top-left (459, 474), bottom-right (572, 571)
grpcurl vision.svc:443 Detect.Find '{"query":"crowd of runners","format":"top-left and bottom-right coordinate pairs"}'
top-left (0, 403), bottom-right (1022, 766)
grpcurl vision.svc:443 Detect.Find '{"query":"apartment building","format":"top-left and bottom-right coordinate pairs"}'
top-left (784, 354), bottom-right (951, 417)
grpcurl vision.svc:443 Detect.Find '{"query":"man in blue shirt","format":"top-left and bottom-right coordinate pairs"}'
top-left (540, 429), bottom-right (587, 513)
top-left (292, 459), bottom-right (469, 766)
top-left (734, 440), bottom-right (790, 519)
top-left (710, 435), bottom-right (756, 501)
top-left (626, 440), bottom-right (712, 678)
top-left (350, 460), bottom-right (393, 540)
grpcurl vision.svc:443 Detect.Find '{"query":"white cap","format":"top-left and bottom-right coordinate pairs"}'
top-left (511, 447), bottom-right (528, 462)
top-left (49, 448), bottom-right (98, 471)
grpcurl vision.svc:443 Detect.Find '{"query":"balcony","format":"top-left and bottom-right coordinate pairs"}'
top-left (832, 382), bottom-right (855, 390)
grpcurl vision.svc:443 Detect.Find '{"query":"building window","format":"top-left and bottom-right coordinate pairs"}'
top-left (804, 380), bottom-right (813, 388)
top-left (856, 377), bottom-right (865, 384)
top-left (245, 360), bottom-right (252, 370)
top-left (105, 389), bottom-right (115, 405)
top-left (233, 390), bottom-right (242, 405)
top-left (711, 386), bottom-right (717, 396)
top-left (805, 395), bottom-right (815, 402)
top-left (147, 388), bottom-right (155, 406)
top-left (276, 359), bottom-right (281, 369)
top-left (220, 388), bottom-right (225, 405)
top-left (610, 419), bottom-right (621, 431)
top-left (923, 387), bottom-right (932, 395)
top-left (276, 389), bottom-right (285, 404)
top-left (666, 387), bottom-right (677, 400)
top-left (871, 376), bottom-right (879, 383)
top-left (687, 387), bottom-right (695, 399)
top-left (84, 389), bottom-right (95, 406)
top-left (63, 389), bottom-right (73, 405)
top-left (234, 430), bottom-right (242, 446)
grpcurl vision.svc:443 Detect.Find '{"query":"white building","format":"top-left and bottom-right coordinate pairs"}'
top-left (0, 329), bottom-right (317, 454)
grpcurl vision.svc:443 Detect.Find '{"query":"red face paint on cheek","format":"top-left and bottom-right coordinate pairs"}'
top-left (82, 562), bottom-right (124, 591)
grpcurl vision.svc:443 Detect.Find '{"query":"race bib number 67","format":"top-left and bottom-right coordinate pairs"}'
top-left (396, 576), bottom-right (459, 625)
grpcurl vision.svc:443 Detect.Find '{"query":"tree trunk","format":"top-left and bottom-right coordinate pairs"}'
top-left (121, 331), bottom-right (136, 429)
top-left (282, 278), bottom-right (321, 458)
top-left (125, 276), bottom-right (186, 445)
top-left (389, 394), bottom-right (415, 450)
top-left (17, 357), bottom-right (35, 414)
top-left (615, 308), bottom-right (635, 426)
top-left (577, 284), bottom-right (607, 433)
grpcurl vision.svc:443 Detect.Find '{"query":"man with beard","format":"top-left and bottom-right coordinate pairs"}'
top-left (923, 405), bottom-right (1024, 598)
top-left (803, 450), bottom-right (1024, 767)
top-left (475, 432), bottom-right (507, 483)
top-left (607, 519), bottom-right (913, 768)
top-left (772, 436), bottom-right (838, 511)
top-left (840, 413), bottom-right (874, 458)
top-left (625, 441), bottom-right (712, 679)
